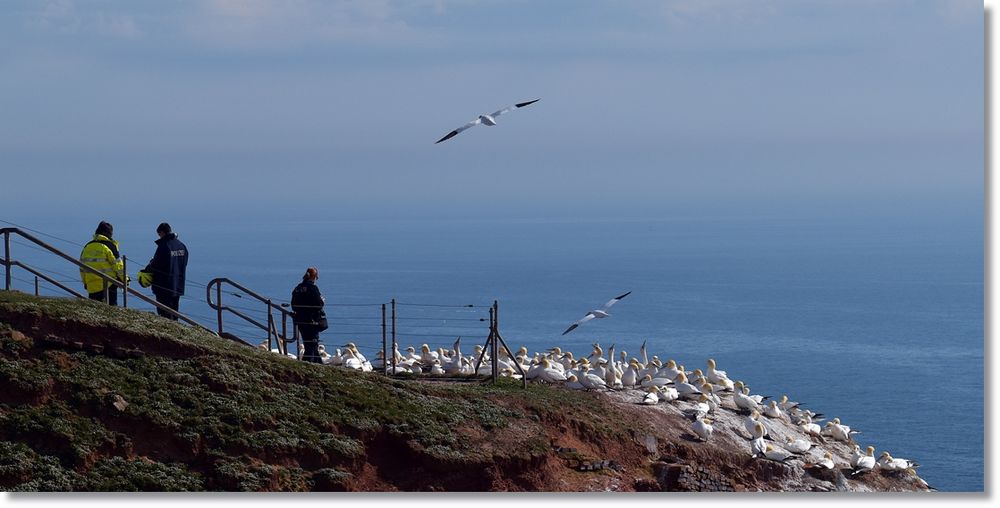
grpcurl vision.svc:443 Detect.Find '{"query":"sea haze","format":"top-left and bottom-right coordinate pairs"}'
top-left (6, 213), bottom-right (983, 491)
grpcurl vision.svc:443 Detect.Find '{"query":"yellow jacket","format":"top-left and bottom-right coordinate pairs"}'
top-left (79, 234), bottom-right (125, 293)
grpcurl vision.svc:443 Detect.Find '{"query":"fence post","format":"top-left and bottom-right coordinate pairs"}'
top-left (34, 276), bottom-right (39, 296)
top-left (103, 279), bottom-right (109, 305)
top-left (391, 298), bottom-right (397, 375)
top-left (490, 305), bottom-right (498, 384)
top-left (382, 303), bottom-right (387, 376)
top-left (4, 231), bottom-right (11, 290)
top-left (122, 256), bottom-right (128, 308)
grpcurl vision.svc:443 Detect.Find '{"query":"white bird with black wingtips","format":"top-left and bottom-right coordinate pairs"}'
top-left (562, 291), bottom-right (632, 335)
top-left (435, 99), bottom-right (540, 143)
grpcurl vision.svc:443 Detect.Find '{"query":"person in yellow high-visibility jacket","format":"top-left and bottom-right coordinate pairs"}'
top-left (79, 221), bottom-right (126, 305)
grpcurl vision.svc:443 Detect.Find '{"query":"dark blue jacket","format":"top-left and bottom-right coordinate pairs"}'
top-left (144, 233), bottom-right (188, 297)
top-left (291, 280), bottom-right (325, 326)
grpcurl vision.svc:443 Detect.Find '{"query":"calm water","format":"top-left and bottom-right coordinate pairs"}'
top-left (6, 214), bottom-right (984, 491)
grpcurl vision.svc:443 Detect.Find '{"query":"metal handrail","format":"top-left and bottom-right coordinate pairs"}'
top-left (1, 227), bottom-right (221, 338)
top-left (206, 277), bottom-right (299, 354)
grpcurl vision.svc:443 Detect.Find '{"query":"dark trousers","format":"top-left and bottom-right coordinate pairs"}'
top-left (297, 324), bottom-right (323, 364)
top-left (88, 288), bottom-right (118, 306)
top-left (154, 292), bottom-right (181, 320)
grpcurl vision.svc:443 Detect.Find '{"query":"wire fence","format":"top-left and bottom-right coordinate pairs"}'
top-left (2, 219), bottom-right (501, 375)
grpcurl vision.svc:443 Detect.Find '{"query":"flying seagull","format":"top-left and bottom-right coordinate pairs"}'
top-left (435, 99), bottom-right (540, 144)
top-left (562, 291), bottom-right (632, 335)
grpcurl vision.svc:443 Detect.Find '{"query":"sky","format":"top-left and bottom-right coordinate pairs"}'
top-left (0, 0), bottom-right (984, 221)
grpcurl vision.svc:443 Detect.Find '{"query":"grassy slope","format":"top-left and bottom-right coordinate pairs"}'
top-left (0, 292), bottom-right (642, 492)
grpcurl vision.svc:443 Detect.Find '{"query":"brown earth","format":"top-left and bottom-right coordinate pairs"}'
top-left (0, 293), bottom-right (930, 492)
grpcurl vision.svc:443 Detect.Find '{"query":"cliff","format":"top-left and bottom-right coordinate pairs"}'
top-left (0, 291), bottom-right (929, 492)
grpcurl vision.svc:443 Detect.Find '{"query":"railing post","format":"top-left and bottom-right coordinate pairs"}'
top-left (391, 298), bottom-right (397, 375)
top-left (216, 282), bottom-right (224, 336)
top-left (3, 231), bottom-right (10, 290)
top-left (267, 299), bottom-right (274, 352)
top-left (122, 256), bottom-right (128, 308)
top-left (281, 311), bottom-right (288, 356)
top-left (103, 279), bottom-right (109, 305)
top-left (382, 303), bottom-right (388, 376)
top-left (34, 276), bottom-right (39, 296)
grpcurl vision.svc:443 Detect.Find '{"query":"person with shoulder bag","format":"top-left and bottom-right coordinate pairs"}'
top-left (291, 267), bottom-right (326, 363)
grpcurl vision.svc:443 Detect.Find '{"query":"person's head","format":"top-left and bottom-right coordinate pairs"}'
top-left (303, 266), bottom-right (319, 282)
top-left (95, 221), bottom-right (113, 238)
top-left (156, 222), bottom-right (172, 238)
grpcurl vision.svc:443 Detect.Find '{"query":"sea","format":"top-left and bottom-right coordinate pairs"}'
top-left (2, 213), bottom-right (984, 492)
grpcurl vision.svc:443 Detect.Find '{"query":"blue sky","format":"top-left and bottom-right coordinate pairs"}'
top-left (0, 0), bottom-right (983, 221)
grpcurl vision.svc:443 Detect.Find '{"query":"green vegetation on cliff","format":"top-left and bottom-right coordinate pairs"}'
top-left (0, 292), bottom-right (638, 492)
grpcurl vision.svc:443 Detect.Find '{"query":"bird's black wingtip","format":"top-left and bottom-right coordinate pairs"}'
top-left (615, 291), bottom-right (632, 300)
top-left (435, 130), bottom-right (459, 144)
top-left (515, 99), bottom-right (540, 108)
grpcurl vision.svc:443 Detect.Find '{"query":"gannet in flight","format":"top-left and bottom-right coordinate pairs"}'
top-left (562, 291), bottom-right (632, 335)
top-left (435, 99), bottom-right (540, 143)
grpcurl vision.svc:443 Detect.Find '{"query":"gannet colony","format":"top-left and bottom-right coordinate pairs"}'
top-left (260, 338), bottom-right (930, 491)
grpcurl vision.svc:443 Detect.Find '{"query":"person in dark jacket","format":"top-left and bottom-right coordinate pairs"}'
top-left (291, 267), bottom-right (326, 364)
top-left (143, 222), bottom-right (188, 320)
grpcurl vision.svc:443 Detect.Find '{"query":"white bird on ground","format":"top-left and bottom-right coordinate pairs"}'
top-left (657, 385), bottom-right (679, 402)
top-left (762, 444), bottom-right (794, 462)
top-left (435, 99), bottom-right (540, 144)
top-left (341, 348), bottom-right (365, 371)
top-left (750, 436), bottom-right (768, 458)
top-left (621, 360), bottom-right (640, 388)
top-left (419, 344), bottom-right (438, 363)
top-left (692, 419), bottom-right (714, 442)
top-left (878, 451), bottom-right (919, 471)
top-left (806, 451), bottom-right (836, 471)
top-left (764, 400), bottom-right (783, 419)
top-left (641, 386), bottom-right (661, 405)
top-left (657, 359), bottom-right (682, 380)
top-left (800, 420), bottom-right (824, 441)
top-left (565, 374), bottom-right (585, 390)
top-left (639, 374), bottom-right (672, 389)
top-left (705, 358), bottom-right (734, 389)
top-left (536, 358), bottom-right (568, 383)
top-left (443, 337), bottom-right (463, 374)
top-left (429, 360), bottom-right (445, 375)
top-left (604, 344), bottom-right (620, 387)
top-left (782, 436), bottom-right (812, 454)
top-left (777, 394), bottom-right (801, 411)
top-left (672, 372), bottom-right (703, 400)
top-left (561, 291), bottom-right (632, 335)
top-left (851, 446), bottom-right (876, 475)
top-left (744, 411), bottom-right (768, 439)
top-left (579, 365), bottom-right (608, 390)
top-left (695, 393), bottom-right (718, 417)
top-left (825, 421), bottom-right (859, 443)
top-left (699, 382), bottom-right (724, 404)
top-left (733, 381), bottom-right (761, 413)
